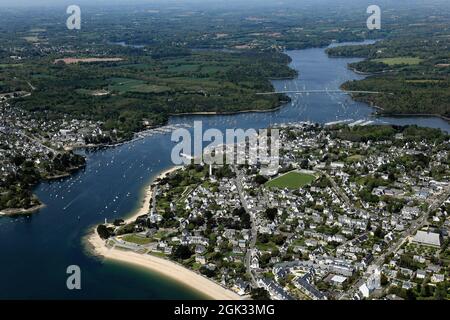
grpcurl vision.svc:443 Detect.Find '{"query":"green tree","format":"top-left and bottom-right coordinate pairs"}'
top-left (172, 245), bottom-right (193, 260)
top-left (250, 288), bottom-right (270, 300)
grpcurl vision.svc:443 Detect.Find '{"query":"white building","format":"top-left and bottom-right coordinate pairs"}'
top-left (412, 230), bottom-right (442, 248)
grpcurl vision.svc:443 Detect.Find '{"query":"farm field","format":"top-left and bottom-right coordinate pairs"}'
top-left (54, 57), bottom-right (124, 64)
top-left (108, 77), bottom-right (171, 94)
top-left (0, 64), bottom-right (23, 68)
top-left (372, 57), bottom-right (423, 66)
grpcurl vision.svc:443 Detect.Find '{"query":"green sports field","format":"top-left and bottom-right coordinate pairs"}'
top-left (265, 171), bottom-right (316, 189)
top-left (121, 234), bottom-right (154, 245)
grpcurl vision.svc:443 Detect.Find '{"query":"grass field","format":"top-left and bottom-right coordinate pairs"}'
top-left (108, 77), bottom-right (171, 94)
top-left (265, 171), bottom-right (316, 189)
top-left (406, 79), bottom-right (443, 84)
top-left (346, 155), bottom-right (364, 163)
top-left (121, 234), bottom-right (154, 245)
top-left (167, 64), bottom-right (199, 72)
top-left (256, 241), bottom-right (278, 252)
top-left (372, 57), bottom-right (423, 66)
top-left (0, 64), bottom-right (23, 68)
top-left (200, 65), bottom-right (227, 74)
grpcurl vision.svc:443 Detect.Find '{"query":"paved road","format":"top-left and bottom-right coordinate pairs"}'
top-left (341, 185), bottom-right (450, 299)
top-left (320, 170), bottom-right (351, 205)
top-left (233, 166), bottom-right (258, 287)
top-left (27, 81), bottom-right (36, 91)
top-left (17, 130), bottom-right (60, 154)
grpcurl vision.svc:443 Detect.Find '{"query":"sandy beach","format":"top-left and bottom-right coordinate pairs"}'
top-left (124, 166), bottom-right (181, 224)
top-left (88, 166), bottom-right (242, 300)
top-left (87, 232), bottom-right (242, 300)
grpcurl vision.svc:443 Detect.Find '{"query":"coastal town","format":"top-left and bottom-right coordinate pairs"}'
top-left (93, 122), bottom-right (450, 300)
top-left (0, 97), bottom-right (191, 214)
top-left (0, 100), bottom-right (92, 214)
top-left (1, 0), bottom-right (450, 308)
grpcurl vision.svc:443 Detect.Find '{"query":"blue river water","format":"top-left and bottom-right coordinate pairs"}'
top-left (0, 41), bottom-right (448, 299)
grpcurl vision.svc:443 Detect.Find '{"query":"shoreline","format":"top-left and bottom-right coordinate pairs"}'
top-left (336, 56), bottom-right (450, 125)
top-left (360, 98), bottom-right (450, 123)
top-left (124, 166), bottom-right (181, 224)
top-left (86, 165), bottom-right (243, 300)
top-left (0, 203), bottom-right (46, 216)
top-left (342, 86), bottom-right (450, 124)
top-left (44, 163), bottom-right (87, 180)
top-left (0, 163), bottom-right (86, 217)
top-left (169, 105), bottom-right (286, 117)
top-left (375, 111), bottom-right (450, 122)
top-left (86, 231), bottom-right (242, 300)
